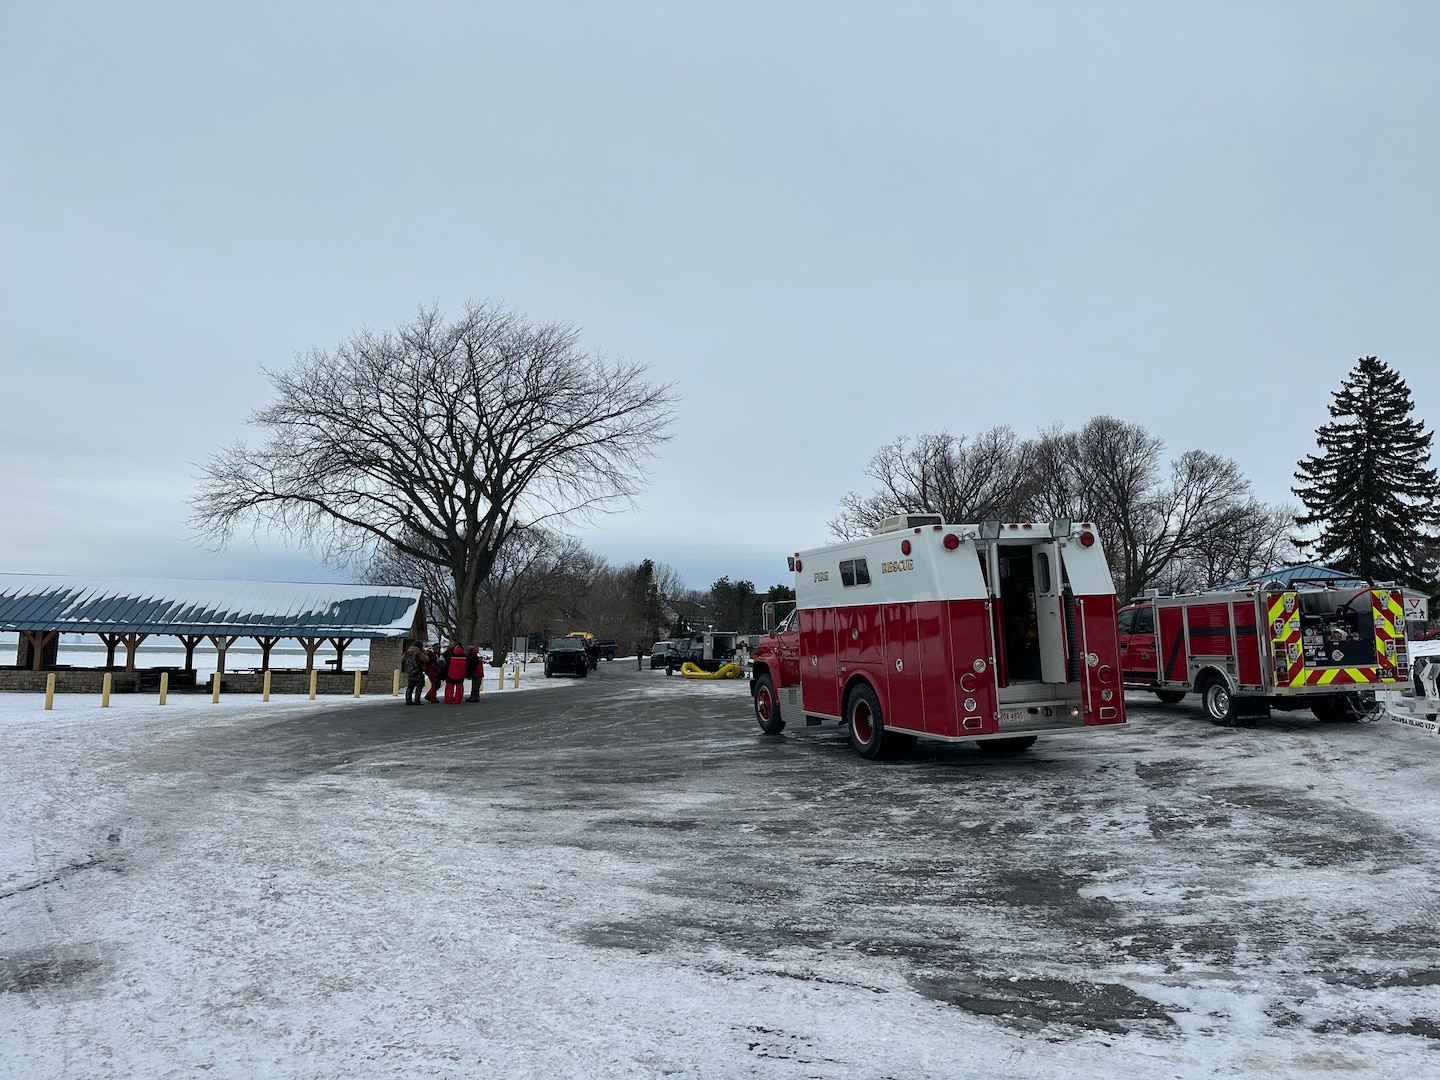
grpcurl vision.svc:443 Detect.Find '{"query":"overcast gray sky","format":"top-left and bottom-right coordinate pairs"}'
top-left (2, 2), bottom-right (1437, 592)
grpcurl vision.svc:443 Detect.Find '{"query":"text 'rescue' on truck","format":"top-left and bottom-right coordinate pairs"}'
top-left (1117, 583), bottom-right (1410, 725)
top-left (749, 515), bottom-right (1127, 759)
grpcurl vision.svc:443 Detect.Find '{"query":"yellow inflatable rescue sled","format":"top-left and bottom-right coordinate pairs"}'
top-left (680, 662), bottom-right (743, 680)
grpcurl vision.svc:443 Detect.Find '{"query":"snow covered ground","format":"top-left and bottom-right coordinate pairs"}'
top-left (2, 667), bottom-right (1438, 1078)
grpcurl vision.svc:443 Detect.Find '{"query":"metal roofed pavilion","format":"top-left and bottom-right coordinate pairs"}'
top-left (0, 576), bottom-right (423, 637)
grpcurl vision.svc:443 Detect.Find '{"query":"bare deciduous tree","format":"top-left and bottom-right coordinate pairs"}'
top-left (367, 526), bottom-right (596, 658)
top-left (569, 558), bottom-right (685, 649)
top-left (1159, 499), bottom-right (1298, 594)
top-left (192, 302), bottom-right (675, 641)
top-left (838, 416), bottom-right (1293, 599)
top-left (477, 528), bottom-right (596, 662)
top-left (830, 428), bottom-right (1032, 539)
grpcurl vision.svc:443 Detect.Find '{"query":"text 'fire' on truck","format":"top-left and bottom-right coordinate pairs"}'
top-left (1117, 583), bottom-right (1410, 726)
top-left (749, 515), bottom-right (1127, 760)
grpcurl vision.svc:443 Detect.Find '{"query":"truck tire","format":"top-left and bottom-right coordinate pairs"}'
top-left (752, 673), bottom-right (785, 735)
top-left (577, 664), bottom-right (588, 678)
top-left (1154, 690), bottom-right (1186, 704)
top-left (977, 736), bottom-right (1037, 756)
top-left (1199, 675), bottom-right (1237, 726)
top-left (846, 684), bottom-right (890, 760)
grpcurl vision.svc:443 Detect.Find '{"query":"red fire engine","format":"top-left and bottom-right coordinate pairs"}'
top-left (749, 515), bottom-right (1127, 759)
top-left (1118, 585), bottom-right (1410, 725)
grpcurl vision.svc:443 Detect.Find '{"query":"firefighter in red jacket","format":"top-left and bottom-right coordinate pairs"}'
top-left (444, 641), bottom-right (468, 704)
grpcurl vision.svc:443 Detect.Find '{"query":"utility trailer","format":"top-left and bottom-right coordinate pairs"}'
top-left (1118, 585), bottom-right (1410, 725)
top-left (1381, 641), bottom-right (1440, 734)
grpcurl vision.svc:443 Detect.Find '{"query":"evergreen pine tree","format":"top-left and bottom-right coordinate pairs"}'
top-left (1293, 356), bottom-right (1439, 588)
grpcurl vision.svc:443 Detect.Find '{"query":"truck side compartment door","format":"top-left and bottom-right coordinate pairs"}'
top-left (916, 600), bottom-right (958, 737)
top-left (799, 607), bottom-right (841, 718)
top-left (1158, 605), bottom-right (1187, 683)
top-left (883, 603), bottom-right (923, 733)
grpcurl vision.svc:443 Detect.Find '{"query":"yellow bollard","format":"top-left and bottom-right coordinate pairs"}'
top-left (159, 671), bottom-right (169, 705)
top-left (262, 670), bottom-right (272, 702)
top-left (309, 669), bottom-right (318, 700)
top-left (353, 670), bottom-right (362, 698)
top-left (497, 664), bottom-right (504, 691)
top-left (512, 665), bottom-right (519, 689)
top-left (211, 672), bottom-right (221, 704)
top-left (101, 672), bottom-right (112, 708)
top-left (45, 672), bottom-right (55, 711)
top-left (392, 669), bottom-right (401, 696)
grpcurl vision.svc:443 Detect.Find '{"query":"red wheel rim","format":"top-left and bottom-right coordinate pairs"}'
top-left (757, 687), bottom-right (773, 721)
top-left (852, 699), bottom-right (873, 744)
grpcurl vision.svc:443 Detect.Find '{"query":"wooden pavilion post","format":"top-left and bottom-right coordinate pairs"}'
top-left (208, 635), bottom-right (239, 677)
top-left (121, 633), bottom-right (149, 672)
top-left (176, 634), bottom-right (204, 672)
top-left (21, 630), bottom-right (57, 672)
top-left (296, 636), bottom-right (323, 674)
top-left (98, 633), bottom-right (121, 669)
top-left (327, 637), bottom-right (355, 673)
top-left (253, 635), bottom-right (281, 671)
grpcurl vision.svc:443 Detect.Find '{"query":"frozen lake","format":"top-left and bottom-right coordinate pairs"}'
top-left (1, 632), bottom-right (370, 679)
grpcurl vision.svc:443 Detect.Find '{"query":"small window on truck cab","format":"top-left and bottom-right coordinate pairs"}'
top-left (1133, 606), bottom-right (1154, 634)
top-left (1118, 608), bottom-right (1135, 635)
top-left (839, 558), bottom-right (871, 587)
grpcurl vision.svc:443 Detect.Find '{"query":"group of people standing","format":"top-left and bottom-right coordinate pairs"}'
top-left (400, 643), bottom-right (488, 705)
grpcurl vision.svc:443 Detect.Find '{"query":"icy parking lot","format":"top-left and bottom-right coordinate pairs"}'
top-left (2, 666), bottom-right (1438, 1078)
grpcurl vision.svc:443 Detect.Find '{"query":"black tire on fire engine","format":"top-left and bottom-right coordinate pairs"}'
top-left (1199, 675), bottom-right (1237, 727)
top-left (846, 683), bottom-right (889, 760)
top-left (1154, 690), bottom-right (1186, 704)
top-left (752, 672), bottom-right (785, 735)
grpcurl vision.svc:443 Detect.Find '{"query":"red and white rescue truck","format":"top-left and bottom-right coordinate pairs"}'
top-left (1117, 584), bottom-right (1411, 725)
top-left (749, 514), bottom-right (1127, 759)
